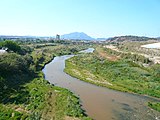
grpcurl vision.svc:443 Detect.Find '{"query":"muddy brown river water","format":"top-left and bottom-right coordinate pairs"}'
top-left (43, 48), bottom-right (160, 120)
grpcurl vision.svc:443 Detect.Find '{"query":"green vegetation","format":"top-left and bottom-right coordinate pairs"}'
top-left (65, 46), bottom-right (160, 112)
top-left (108, 35), bottom-right (156, 42)
top-left (148, 102), bottom-right (160, 112)
top-left (117, 41), bottom-right (160, 56)
top-left (0, 53), bottom-right (31, 76)
top-left (99, 47), bottom-right (152, 64)
top-left (0, 40), bottom-right (91, 120)
top-left (0, 40), bottom-right (22, 54)
top-left (0, 104), bottom-right (26, 120)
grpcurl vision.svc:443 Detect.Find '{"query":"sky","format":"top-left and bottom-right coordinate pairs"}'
top-left (0, 0), bottom-right (160, 38)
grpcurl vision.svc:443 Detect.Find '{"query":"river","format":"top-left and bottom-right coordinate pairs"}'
top-left (43, 48), bottom-right (160, 120)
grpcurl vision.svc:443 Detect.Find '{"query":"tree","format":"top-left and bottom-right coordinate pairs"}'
top-left (0, 53), bottom-right (30, 76)
top-left (0, 40), bottom-right (22, 53)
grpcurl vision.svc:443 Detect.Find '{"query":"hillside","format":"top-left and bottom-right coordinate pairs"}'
top-left (107, 35), bottom-right (157, 42)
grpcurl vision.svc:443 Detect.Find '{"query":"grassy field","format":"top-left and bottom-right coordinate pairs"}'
top-left (0, 41), bottom-right (91, 120)
top-left (65, 46), bottom-right (160, 112)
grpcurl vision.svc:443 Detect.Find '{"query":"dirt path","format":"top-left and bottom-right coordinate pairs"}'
top-left (96, 47), bottom-right (119, 61)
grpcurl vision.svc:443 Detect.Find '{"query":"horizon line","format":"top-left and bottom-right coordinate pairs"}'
top-left (0, 34), bottom-right (159, 39)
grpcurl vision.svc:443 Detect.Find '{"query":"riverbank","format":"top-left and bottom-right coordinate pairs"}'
top-left (0, 42), bottom-right (91, 119)
top-left (64, 47), bottom-right (160, 112)
top-left (44, 49), bottom-right (160, 120)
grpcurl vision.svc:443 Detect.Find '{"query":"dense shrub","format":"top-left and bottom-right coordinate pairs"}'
top-left (0, 53), bottom-right (32, 77)
top-left (0, 40), bottom-right (22, 54)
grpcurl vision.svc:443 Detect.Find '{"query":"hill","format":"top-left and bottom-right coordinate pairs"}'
top-left (107, 35), bottom-right (157, 42)
top-left (157, 37), bottom-right (160, 41)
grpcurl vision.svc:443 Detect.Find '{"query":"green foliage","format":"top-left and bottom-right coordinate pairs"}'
top-left (54, 87), bottom-right (90, 119)
top-left (0, 53), bottom-right (31, 77)
top-left (65, 50), bottom-right (160, 98)
top-left (21, 45), bottom-right (33, 55)
top-left (103, 47), bottom-right (151, 64)
top-left (65, 51), bottom-right (160, 112)
top-left (151, 64), bottom-right (160, 82)
top-left (0, 43), bottom-right (91, 120)
top-left (0, 40), bottom-right (22, 54)
top-left (148, 102), bottom-right (160, 112)
top-left (0, 104), bottom-right (27, 120)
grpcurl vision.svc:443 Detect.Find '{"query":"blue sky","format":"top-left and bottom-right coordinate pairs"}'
top-left (0, 0), bottom-right (160, 38)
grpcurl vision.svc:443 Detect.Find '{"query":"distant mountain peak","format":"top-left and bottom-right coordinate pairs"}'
top-left (61, 32), bottom-right (94, 40)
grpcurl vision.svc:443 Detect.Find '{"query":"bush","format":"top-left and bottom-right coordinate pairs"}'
top-left (0, 53), bottom-right (32, 76)
top-left (0, 40), bottom-right (22, 54)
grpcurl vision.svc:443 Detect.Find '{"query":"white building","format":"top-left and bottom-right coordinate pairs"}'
top-left (0, 48), bottom-right (7, 54)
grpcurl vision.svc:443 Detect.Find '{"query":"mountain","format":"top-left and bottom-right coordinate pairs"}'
top-left (61, 32), bottom-right (94, 40)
